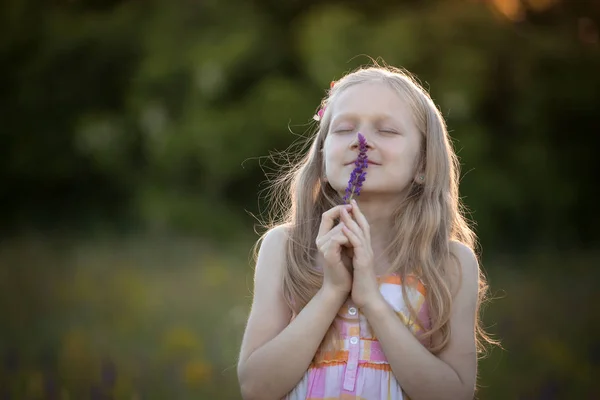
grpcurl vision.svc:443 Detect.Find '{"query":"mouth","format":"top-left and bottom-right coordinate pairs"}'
top-left (345, 160), bottom-right (380, 166)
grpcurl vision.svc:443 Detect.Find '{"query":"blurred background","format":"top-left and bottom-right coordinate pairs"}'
top-left (0, 0), bottom-right (598, 398)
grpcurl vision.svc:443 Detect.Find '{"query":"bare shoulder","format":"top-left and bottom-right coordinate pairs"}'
top-left (254, 224), bottom-right (291, 276)
top-left (252, 223), bottom-right (294, 293)
top-left (432, 244), bottom-right (480, 396)
top-left (448, 241), bottom-right (479, 296)
top-left (258, 224), bottom-right (290, 254)
top-left (238, 224), bottom-right (293, 366)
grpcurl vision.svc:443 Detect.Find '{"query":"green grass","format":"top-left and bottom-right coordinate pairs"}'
top-left (0, 236), bottom-right (596, 399)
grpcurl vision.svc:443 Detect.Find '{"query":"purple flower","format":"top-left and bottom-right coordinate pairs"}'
top-left (343, 133), bottom-right (368, 204)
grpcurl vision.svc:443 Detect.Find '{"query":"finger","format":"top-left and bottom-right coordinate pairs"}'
top-left (322, 229), bottom-right (349, 264)
top-left (317, 222), bottom-right (347, 254)
top-left (317, 205), bottom-right (353, 239)
top-left (340, 207), bottom-right (365, 242)
top-left (316, 221), bottom-right (345, 249)
top-left (341, 225), bottom-right (363, 250)
top-left (350, 199), bottom-right (370, 242)
top-left (329, 232), bottom-right (349, 248)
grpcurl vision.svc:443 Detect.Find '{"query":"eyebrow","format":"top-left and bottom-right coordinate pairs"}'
top-left (331, 112), bottom-right (403, 127)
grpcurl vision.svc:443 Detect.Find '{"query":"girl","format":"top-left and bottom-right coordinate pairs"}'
top-left (237, 65), bottom-right (495, 400)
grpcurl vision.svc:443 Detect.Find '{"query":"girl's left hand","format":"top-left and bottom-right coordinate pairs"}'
top-left (340, 200), bottom-right (382, 309)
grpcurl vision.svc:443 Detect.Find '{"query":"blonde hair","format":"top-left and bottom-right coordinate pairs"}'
top-left (256, 64), bottom-right (496, 356)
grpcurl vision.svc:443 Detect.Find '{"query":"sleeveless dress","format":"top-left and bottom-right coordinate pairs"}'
top-left (284, 273), bottom-right (430, 400)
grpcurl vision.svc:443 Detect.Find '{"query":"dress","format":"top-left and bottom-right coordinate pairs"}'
top-left (284, 274), bottom-right (430, 400)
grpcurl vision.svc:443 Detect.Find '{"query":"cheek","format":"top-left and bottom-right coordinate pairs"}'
top-left (398, 137), bottom-right (422, 165)
top-left (322, 151), bottom-right (337, 181)
top-left (387, 140), bottom-right (421, 177)
top-left (323, 142), bottom-right (345, 171)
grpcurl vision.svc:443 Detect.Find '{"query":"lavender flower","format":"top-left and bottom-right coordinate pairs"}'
top-left (343, 133), bottom-right (368, 204)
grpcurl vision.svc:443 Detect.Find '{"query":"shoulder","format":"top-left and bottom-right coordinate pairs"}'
top-left (447, 241), bottom-right (479, 297)
top-left (432, 242), bottom-right (480, 395)
top-left (258, 224), bottom-right (291, 254)
top-left (238, 225), bottom-right (295, 371)
top-left (254, 224), bottom-right (291, 278)
top-left (449, 241), bottom-right (478, 274)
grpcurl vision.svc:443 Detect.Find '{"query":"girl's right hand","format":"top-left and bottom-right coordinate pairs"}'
top-left (315, 204), bottom-right (354, 295)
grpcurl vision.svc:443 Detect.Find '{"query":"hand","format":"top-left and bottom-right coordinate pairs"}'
top-left (316, 204), bottom-right (354, 296)
top-left (340, 200), bottom-right (381, 309)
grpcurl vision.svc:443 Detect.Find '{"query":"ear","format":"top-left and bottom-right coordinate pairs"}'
top-left (414, 152), bottom-right (425, 184)
top-left (321, 154), bottom-right (328, 183)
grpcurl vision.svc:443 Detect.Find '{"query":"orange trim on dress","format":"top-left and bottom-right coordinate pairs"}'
top-left (310, 360), bottom-right (392, 371)
top-left (378, 274), bottom-right (426, 296)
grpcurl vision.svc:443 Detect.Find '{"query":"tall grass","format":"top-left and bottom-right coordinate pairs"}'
top-left (0, 236), bottom-right (596, 399)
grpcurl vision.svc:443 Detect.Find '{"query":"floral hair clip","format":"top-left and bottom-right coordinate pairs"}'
top-left (313, 80), bottom-right (337, 122)
top-left (313, 107), bottom-right (325, 122)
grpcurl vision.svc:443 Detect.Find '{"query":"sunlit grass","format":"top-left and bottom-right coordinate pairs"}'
top-left (0, 236), bottom-right (596, 399)
top-left (0, 236), bottom-right (254, 399)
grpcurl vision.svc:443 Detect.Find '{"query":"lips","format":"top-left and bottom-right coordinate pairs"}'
top-left (345, 160), bottom-right (380, 166)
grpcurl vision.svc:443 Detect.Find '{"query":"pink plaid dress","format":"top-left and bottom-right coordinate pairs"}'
top-left (284, 274), bottom-right (430, 400)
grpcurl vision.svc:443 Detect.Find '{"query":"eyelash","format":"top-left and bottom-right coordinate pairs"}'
top-left (334, 129), bottom-right (399, 134)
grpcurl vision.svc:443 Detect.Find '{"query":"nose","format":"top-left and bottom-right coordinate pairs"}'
top-left (350, 132), bottom-right (372, 149)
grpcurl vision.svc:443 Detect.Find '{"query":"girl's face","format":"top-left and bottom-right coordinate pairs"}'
top-left (323, 82), bottom-right (423, 200)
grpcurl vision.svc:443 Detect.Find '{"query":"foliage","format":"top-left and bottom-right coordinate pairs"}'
top-left (1, 0), bottom-right (598, 398)
top-left (0, 238), bottom-right (598, 398)
top-left (0, 0), bottom-right (598, 250)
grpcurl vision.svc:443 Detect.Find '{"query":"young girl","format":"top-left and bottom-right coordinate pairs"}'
top-left (237, 65), bottom-right (495, 400)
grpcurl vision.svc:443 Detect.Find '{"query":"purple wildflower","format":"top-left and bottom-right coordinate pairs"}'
top-left (343, 133), bottom-right (368, 204)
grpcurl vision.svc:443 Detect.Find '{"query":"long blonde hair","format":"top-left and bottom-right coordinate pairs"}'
top-left (257, 64), bottom-right (495, 356)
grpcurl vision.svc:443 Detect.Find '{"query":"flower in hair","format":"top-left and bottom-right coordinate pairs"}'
top-left (313, 81), bottom-right (337, 121)
top-left (313, 107), bottom-right (325, 122)
top-left (343, 133), bottom-right (368, 204)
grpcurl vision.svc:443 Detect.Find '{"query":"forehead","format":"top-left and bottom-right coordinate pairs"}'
top-left (330, 82), bottom-right (413, 124)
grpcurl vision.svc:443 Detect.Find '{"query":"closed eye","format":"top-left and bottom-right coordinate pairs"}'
top-left (379, 129), bottom-right (399, 134)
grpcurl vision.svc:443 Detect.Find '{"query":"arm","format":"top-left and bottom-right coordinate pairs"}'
top-left (237, 225), bottom-right (348, 400)
top-left (361, 242), bottom-right (479, 400)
